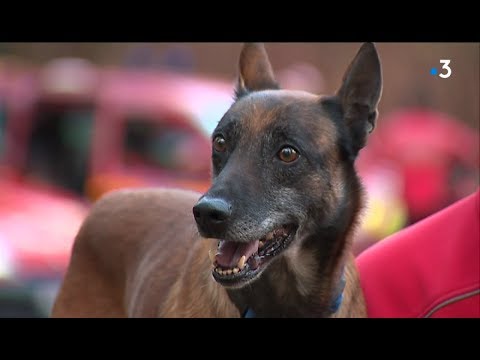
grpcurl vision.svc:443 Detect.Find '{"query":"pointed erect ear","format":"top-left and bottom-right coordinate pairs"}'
top-left (336, 42), bottom-right (382, 154)
top-left (235, 43), bottom-right (279, 98)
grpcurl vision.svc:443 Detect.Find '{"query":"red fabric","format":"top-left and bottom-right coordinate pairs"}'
top-left (429, 294), bottom-right (479, 318)
top-left (403, 165), bottom-right (450, 221)
top-left (356, 189), bottom-right (480, 318)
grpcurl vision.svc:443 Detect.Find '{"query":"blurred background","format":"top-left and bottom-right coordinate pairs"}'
top-left (0, 42), bottom-right (478, 317)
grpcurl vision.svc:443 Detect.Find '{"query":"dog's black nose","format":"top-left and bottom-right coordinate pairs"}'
top-left (193, 196), bottom-right (232, 236)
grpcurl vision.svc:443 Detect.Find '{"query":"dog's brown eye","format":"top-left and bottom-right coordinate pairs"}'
top-left (278, 146), bottom-right (299, 163)
top-left (213, 136), bottom-right (227, 152)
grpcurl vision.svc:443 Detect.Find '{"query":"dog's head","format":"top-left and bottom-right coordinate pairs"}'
top-left (193, 43), bottom-right (382, 288)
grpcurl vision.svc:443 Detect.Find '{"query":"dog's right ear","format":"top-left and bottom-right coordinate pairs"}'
top-left (336, 42), bottom-right (382, 155)
top-left (235, 43), bottom-right (279, 99)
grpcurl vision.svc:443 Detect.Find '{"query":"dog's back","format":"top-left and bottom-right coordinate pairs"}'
top-left (52, 188), bottom-right (237, 317)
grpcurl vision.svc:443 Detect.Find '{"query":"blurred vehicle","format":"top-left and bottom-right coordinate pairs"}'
top-left (0, 59), bottom-right (89, 317)
top-left (86, 67), bottom-right (233, 200)
top-left (3, 59), bottom-right (233, 201)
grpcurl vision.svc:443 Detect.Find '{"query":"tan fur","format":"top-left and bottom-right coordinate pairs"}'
top-left (236, 90), bottom-right (329, 136)
top-left (315, 120), bottom-right (338, 155)
top-left (243, 96), bottom-right (278, 136)
top-left (284, 241), bottom-right (319, 297)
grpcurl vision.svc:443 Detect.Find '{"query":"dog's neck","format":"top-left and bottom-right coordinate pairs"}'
top-left (242, 265), bottom-right (347, 318)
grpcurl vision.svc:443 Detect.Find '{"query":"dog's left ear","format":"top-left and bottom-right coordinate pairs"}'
top-left (235, 43), bottom-right (279, 98)
top-left (336, 42), bottom-right (382, 154)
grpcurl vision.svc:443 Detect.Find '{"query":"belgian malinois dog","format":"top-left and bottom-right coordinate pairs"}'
top-left (52, 42), bottom-right (382, 318)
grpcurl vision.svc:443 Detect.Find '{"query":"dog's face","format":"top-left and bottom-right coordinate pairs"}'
top-left (193, 43), bottom-right (382, 288)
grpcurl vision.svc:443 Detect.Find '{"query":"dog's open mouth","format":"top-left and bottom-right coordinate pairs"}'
top-left (210, 224), bottom-right (297, 287)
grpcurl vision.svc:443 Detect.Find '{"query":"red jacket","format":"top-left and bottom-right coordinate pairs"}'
top-left (356, 189), bottom-right (480, 317)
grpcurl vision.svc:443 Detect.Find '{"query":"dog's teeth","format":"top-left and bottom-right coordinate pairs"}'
top-left (226, 269), bottom-right (232, 275)
top-left (237, 255), bottom-right (246, 270)
top-left (259, 241), bottom-right (264, 248)
top-left (215, 268), bottom-right (220, 273)
top-left (233, 267), bottom-right (239, 274)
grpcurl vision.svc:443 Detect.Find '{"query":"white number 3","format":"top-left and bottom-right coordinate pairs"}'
top-left (439, 59), bottom-right (452, 79)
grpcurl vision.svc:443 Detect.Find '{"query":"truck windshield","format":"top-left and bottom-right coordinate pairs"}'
top-left (25, 107), bottom-right (93, 195)
top-left (123, 118), bottom-right (210, 177)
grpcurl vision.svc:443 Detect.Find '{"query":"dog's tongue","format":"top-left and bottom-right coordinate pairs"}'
top-left (216, 239), bottom-right (259, 268)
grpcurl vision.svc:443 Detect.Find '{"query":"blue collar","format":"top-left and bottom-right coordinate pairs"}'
top-left (242, 271), bottom-right (346, 318)
top-left (329, 271), bottom-right (346, 313)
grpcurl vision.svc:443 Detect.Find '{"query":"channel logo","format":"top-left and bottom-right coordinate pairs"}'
top-left (430, 60), bottom-right (452, 78)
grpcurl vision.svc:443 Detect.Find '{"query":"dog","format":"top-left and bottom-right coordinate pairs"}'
top-left (52, 42), bottom-right (382, 318)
